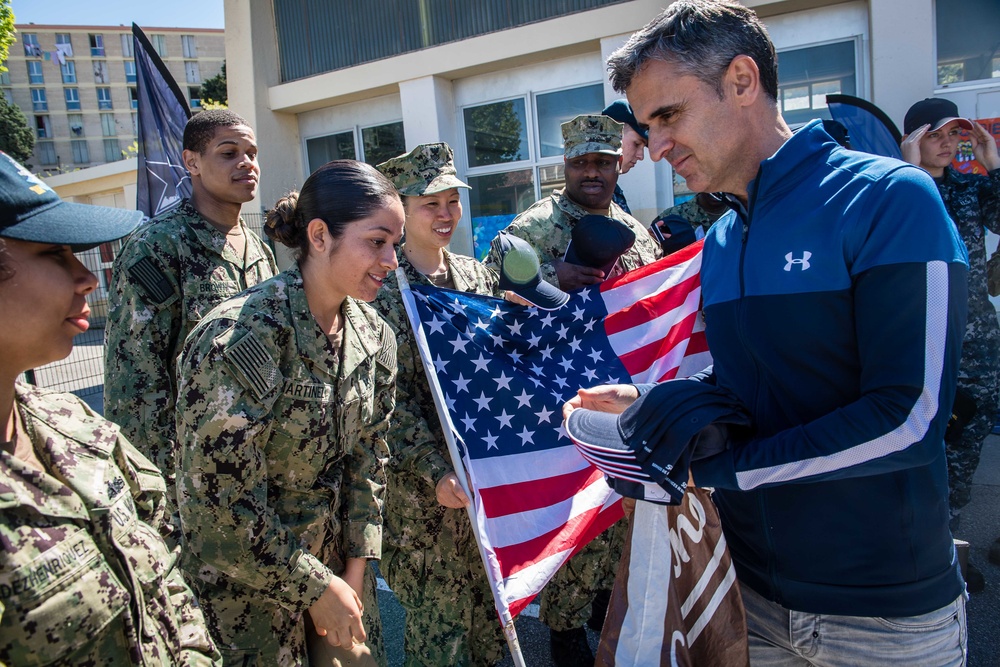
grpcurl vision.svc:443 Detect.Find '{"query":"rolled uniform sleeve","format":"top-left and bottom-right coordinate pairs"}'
top-left (175, 321), bottom-right (334, 613)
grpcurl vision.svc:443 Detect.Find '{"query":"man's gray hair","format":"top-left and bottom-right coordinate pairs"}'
top-left (607, 0), bottom-right (778, 101)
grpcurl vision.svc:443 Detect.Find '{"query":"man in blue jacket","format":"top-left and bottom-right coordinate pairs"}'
top-left (570, 1), bottom-right (970, 663)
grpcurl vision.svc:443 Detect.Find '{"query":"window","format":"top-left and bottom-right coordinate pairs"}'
top-left (35, 115), bottom-right (51, 139)
top-left (1, 89), bottom-right (11, 104)
top-left (463, 83), bottom-right (606, 259)
top-left (68, 113), bottom-right (84, 136)
top-left (93, 60), bottom-right (109, 83)
top-left (0, 71), bottom-right (8, 86)
top-left (71, 139), bottom-right (90, 163)
top-left (37, 141), bottom-right (57, 165)
top-left (776, 41), bottom-right (856, 126)
top-left (89, 34), bottom-right (105, 57)
top-left (120, 33), bottom-right (134, 58)
top-left (124, 60), bottom-right (136, 83)
top-left (65, 88), bottom-right (81, 111)
top-left (101, 113), bottom-right (117, 136)
top-left (128, 87), bottom-right (139, 109)
top-left (27, 61), bottom-right (43, 85)
top-left (306, 131), bottom-right (356, 173)
top-left (185, 61), bottom-right (201, 84)
top-left (188, 86), bottom-right (202, 108)
top-left (55, 33), bottom-right (73, 55)
top-left (22, 33), bottom-right (40, 57)
top-left (61, 61), bottom-right (77, 84)
top-left (361, 122), bottom-right (406, 167)
top-left (936, 0), bottom-right (1000, 85)
top-left (104, 138), bottom-right (121, 162)
top-left (182, 35), bottom-right (197, 58)
top-left (305, 121), bottom-right (405, 174)
top-left (97, 87), bottom-right (113, 110)
top-left (31, 88), bottom-right (47, 112)
top-left (150, 34), bottom-right (167, 57)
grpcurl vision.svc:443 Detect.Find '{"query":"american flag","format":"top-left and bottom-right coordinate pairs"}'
top-left (403, 240), bottom-right (709, 620)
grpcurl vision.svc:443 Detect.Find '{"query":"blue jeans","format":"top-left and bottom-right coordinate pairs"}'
top-left (741, 583), bottom-right (967, 666)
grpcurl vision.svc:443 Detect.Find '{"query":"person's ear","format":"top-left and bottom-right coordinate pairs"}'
top-left (726, 55), bottom-right (761, 107)
top-left (306, 218), bottom-right (330, 255)
top-left (182, 149), bottom-right (200, 176)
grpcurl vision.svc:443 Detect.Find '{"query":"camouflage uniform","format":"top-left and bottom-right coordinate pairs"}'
top-left (482, 191), bottom-right (660, 292)
top-left (175, 266), bottom-right (395, 667)
top-left (104, 199), bottom-right (277, 524)
top-left (483, 116), bottom-right (662, 635)
top-left (373, 250), bottom-right (505, 666)
top-left (0, 383), bottom-right (220, 666)
top-left (652, 196), bottom-right (727, 235)
top-left (935, 166), bottom-right (1000, 512)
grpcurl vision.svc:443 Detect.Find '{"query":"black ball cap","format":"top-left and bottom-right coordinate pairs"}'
top-left (564, 214), bottom-right (636, 277)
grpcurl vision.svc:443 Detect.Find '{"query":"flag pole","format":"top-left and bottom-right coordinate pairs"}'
top-left (395, 268), bottom-right (528, 667)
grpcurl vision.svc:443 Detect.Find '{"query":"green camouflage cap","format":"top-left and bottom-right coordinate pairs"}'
top-left (376, 142), bottom-right (470, 196)
top-left (562, 114), bottom-right (623, 159)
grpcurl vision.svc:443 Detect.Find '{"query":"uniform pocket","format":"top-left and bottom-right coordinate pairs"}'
top-left (0, 528), bottom-right (131, 666)
top-left (267, 391), bottom-right (340, 487)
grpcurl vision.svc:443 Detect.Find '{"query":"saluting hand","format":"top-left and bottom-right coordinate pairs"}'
top-left (900, 124), bottom-right (929, 167)
top-left (970, 121), bottom-right (1000, 172)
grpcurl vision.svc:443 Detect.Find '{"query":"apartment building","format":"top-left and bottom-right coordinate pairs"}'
top-left (6, 24), bottom-right (224, 172)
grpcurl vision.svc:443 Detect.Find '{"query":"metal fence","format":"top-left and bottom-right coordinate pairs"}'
top-left (21, 211), bottom-right (273, 411)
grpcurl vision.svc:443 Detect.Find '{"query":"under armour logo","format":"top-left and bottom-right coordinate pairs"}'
top-left (784, 251), bottom-right (812, 271)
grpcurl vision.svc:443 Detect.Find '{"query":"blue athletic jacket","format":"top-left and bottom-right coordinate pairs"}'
top-left (691, 120), bottom-right (969, 617)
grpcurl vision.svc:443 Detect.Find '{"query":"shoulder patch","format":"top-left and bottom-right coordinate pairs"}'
top-left (127, 256), bottom-right (174, 304)
top-left (376, 324), bottom-right (397, 371)
top-left (223, 332), bottom-right (281, 400)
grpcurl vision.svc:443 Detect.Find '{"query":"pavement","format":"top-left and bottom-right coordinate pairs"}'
top-left (35, 332), bottom-right (1000, 666)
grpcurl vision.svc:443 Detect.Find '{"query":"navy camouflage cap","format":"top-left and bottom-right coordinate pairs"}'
top-left (376, 142), bottom-right (470, 197)
top-left (562, 114), bottom-right (623, 159)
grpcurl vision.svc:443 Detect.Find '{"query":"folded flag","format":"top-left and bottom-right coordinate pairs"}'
top-left (404, 240), bottom-right (709, 619)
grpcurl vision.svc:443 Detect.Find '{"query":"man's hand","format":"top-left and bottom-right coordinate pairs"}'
top-left (900, 124), bottom-right (929, 166)
top-left (503, 290), bottom-right (533, 307)
top-left (562, 384), bottom-right (640, 420)
top-left (552, 259), bottom-right (604, 290)
top-left (436, 472), bottom-right (471, 508)
top-left (970, 121), bottom-right (1000, 172)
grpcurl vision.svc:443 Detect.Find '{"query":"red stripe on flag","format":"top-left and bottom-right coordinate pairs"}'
top-left (479, 466), bottom-right (605, 518)
top-left (604, 272), bottom-right (701, 336)
top-left (616, 310), bottom-right (699, 376)
top-left (600, 239), bottom-right (705, 292)
top-left (496, 499), bottom-right (624, 578)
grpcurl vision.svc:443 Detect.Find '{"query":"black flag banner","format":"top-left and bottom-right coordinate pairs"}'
top-left (133, 23), bottom-right (192, 218)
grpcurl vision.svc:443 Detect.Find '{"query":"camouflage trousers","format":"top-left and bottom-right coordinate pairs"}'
top-left (194, 564), bottom-right (385, 667)
top-left (949, 358), bottom-right (1000, 512)
top-left (381, 523), bottom-right (505, 667)
top-left (539, 519), bottom-right (626, 632)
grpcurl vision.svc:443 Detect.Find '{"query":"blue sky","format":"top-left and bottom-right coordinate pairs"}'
top-left (13, 0), bottom-right (225, 30)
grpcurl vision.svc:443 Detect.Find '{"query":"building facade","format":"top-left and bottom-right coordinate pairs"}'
top-left (6, 24), bottom-right (224, 173)
top-left (222, 0), bottom-right (1000, 261)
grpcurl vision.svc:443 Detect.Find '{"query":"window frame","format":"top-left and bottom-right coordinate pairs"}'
top-left (64, 87), bottom-right (81, 111)
top-left (89, 34), bottom-right (105, 57)
top-left (97, 87), bottom-right (113, 110)
top-left (61, 60), bottom-right (77, 84)
top-left (31, 88), bottom-right (48, 112)
top-left (27, 61), bottom-right (44, 85)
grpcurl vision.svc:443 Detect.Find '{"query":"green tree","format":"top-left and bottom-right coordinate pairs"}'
top-left (201, 62), bottom-right (227, 106)
top-left (0, 95), bottom-right (34, 163)
top-left (0, 0), bottom-right (14, 73)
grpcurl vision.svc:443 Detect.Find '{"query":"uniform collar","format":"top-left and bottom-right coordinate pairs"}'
top-left (178, 198), bottom-right (269, 268)
top-left (286, 264), bottom-right (380, 382)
